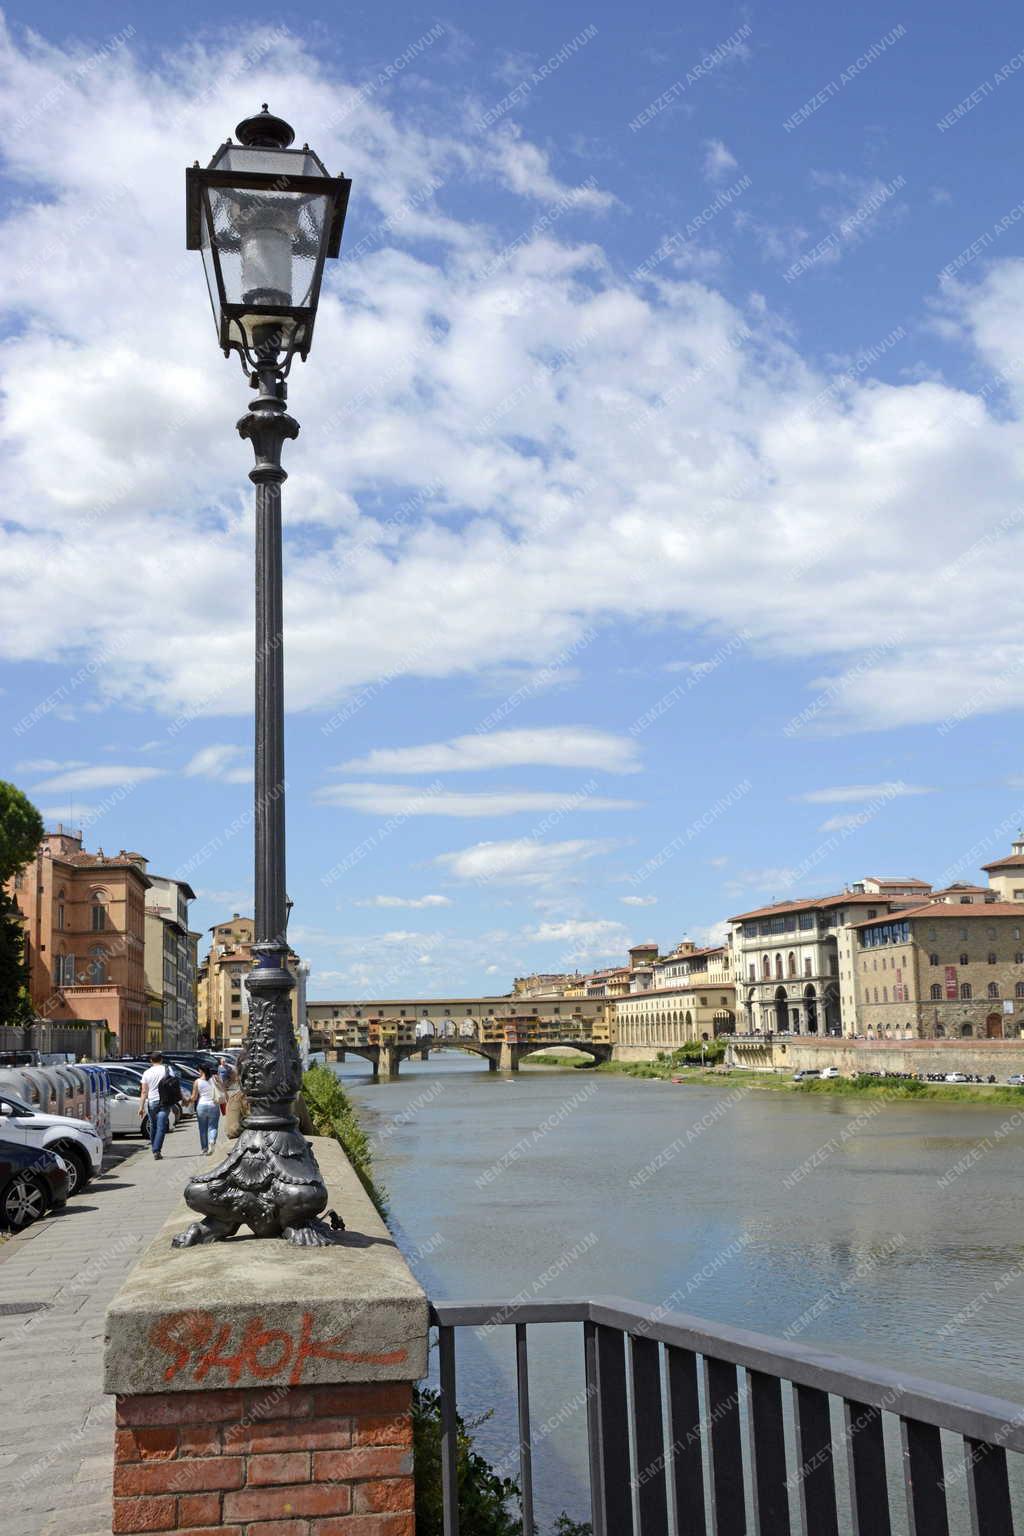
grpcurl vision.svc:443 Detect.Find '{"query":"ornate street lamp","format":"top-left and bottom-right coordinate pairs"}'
top-left (174, 108), bottom-right (351, 1248)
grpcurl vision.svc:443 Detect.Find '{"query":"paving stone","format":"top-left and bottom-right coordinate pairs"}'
top-left (0, 1140), bottom-right (202, 1528)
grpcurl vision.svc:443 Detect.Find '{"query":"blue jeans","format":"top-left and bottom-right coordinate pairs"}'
top-left (196, 1101), bottom-right (219, 1152)
top-left (147, 1102), bottom-right (169, 1156)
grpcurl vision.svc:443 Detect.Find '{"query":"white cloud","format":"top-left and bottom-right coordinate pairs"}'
top-left (184, 744), bottom-right (252, 783)
top-left (0, 30), bottom-right (1021, 737)
top-left (621, 894), bottom-right (658, 906)
top-left (796, 784), bottom-right (935, 804)
top-left (16, 758), bottom-right (86, 774)
top-left (39, 803), bottom-right (98, 822)
top-left (30, 764), bottom-right (166, 793)
top-left (338, 726), bottom-right (640, 774)
top-left (354, 894), bottom-right (454, 909)
top-left (702, 139), bottom-right (738, 183)
top-left (525, 917), bottom-right (629, 959)
top-left (437, 837), bottom-right (620, 884)
top-left (316, 784), bottom-right (639, 817)
top-left (819, 813), bottom-right (873, 832)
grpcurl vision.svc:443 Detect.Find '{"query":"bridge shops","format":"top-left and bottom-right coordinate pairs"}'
top-left (306, 994), bottom-right (614, 1076)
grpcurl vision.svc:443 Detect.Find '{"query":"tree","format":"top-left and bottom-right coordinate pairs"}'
top-left (0, 781), bottom-right (44, 882)
top-left (0, 782), bottom-right (43, 1024)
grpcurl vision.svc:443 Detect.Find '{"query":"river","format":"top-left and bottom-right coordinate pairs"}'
top-left (335, 1053), bottom-right (1024, 1532)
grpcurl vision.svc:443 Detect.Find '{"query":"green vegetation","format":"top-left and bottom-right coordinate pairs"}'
top-left (413, 1386), bottom-right (590, 1535)
top-left (301, 1064), bottom-right (387, 1215)
top-left (598, 1039), bottom-right (728, 1081)
top-left (0, 781), bottom-right (44, 1024)
top-left (597, 1057), bottom-right (1024, 1105)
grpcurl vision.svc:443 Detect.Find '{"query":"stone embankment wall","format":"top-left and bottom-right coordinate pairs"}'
top-left (727, 1036), bottom-right (1024, 1076)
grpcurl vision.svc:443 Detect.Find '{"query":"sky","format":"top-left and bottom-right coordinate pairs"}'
top-left (2, 0), bottom-right (1024, 999)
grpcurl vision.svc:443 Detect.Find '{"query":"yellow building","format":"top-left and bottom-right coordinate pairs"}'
top-left (982, 837), bottom-right (1024, 903)
top-left (197, 914), bottom-right (303, 1048)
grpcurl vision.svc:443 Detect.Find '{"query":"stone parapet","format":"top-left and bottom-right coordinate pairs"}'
top-left (105, 1135), bottom-right (426, 1535)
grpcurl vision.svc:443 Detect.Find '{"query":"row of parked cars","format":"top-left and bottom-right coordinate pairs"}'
top-left (793, 1066), bottom-right (1023, 1085)
top-left (0, 1049), bottom-right (240, 1233)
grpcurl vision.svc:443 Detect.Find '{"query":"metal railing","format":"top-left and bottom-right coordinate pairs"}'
top-left (429, 1296), bottom-right (1024, 1535)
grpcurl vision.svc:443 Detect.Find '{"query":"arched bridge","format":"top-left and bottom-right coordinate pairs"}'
top-left (308, 1029), bottom-right (613, 1080)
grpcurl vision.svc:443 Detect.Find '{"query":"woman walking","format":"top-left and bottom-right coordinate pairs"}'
top-left (190, 1065), bottom-right (223, 1155)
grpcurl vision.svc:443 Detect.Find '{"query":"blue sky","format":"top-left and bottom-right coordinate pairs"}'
top-left (2, 1), bottom-right (1024, 997)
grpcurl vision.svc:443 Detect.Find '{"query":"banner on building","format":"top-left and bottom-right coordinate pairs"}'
top-left (945, 966), bottom-right (958, 1000)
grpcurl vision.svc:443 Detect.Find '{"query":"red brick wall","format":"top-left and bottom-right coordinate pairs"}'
top-left (113, 1381), bottom-right (414, 1535)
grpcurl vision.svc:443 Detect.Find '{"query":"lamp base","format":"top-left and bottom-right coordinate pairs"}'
top-left (171, 1126), bottom-right (343, 1248)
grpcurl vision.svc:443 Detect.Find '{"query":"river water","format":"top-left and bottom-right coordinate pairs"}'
top-left (335, 1053), bottom-right (1024, 1532)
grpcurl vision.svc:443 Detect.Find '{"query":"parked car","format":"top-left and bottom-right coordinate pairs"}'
top-left (1008, 1074), bottom-right (1024, 1087)
top-left (118, 1061), bottom-right (194, 1120)
top-left (944, 1072), bottom-right (971, 1084)
top-left (793, 1069), bottom-right (821, 1082)
top-left (81, 1063), bottom-right (155, 1137)
top-left (0, 1091), bottom-right (103, 1195)
top-left (819, 1066), bottom-right (840, 1079)
top-left (0, 1138), bottom-right (69, 1231)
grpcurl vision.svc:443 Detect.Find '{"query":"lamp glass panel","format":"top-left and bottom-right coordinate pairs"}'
top-left (216, 146), bottom-right (326, 179)
top-left (207, 185), bottom-right (329, 310)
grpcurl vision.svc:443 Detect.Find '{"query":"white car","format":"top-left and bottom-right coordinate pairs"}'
top-left (0, 1091), bottom-right (103, 1195)
top-left (945, 1072), bottom-right (970, 1084)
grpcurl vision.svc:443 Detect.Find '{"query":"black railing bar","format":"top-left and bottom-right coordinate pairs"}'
top-left (438, 1324), bottom-right (460, 1536)
top-left (516, 1323), bottom-right (536, 1536)
top-left (428, 1299), bottom-right (1024, 1453)
top-left (429, 1300), bottom-right (588, 1328)
top-left (587, 1298), bottom-right (1024, 1453)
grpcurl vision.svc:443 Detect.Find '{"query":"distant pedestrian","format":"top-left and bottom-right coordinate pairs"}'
top-left (139, 1052), bottom-right (169, 1159)
top-left (217, 1056), bottom-right (237, 1091)
top-left (189, 1065), bottom-right (223, 1155)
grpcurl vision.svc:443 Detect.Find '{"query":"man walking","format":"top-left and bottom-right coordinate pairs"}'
top-left (139, 1052), bottom-right (169, 1160)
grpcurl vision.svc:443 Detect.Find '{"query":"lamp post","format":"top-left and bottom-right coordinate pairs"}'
top-left (173, 108), bottom-right (351, 1248)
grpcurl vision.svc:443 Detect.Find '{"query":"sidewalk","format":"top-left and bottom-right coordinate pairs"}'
top-left (0, 1120), bottom-right (215, 1536)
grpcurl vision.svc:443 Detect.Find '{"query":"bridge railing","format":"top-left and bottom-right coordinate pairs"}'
top-left (429, 1295), bottom-right (1024, 1535)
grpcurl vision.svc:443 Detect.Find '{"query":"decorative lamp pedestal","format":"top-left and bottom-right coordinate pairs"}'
top-left (105, 1137), bottom-right (427, 1535)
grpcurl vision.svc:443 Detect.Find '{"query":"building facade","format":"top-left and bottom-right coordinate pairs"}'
top-left (7, 829), bottom-right (150, 1056)
top-left (143, 874), bottom-right (198, 1051)
top-left (306, 994), bottom-right (614, 1050)
top-left (615, 942), bottom-right (735, 1048)
top-left (851, 903), bottom-right (1024, 1039)
top-left (731, 890), bottom-right (930, 1036)
top-left (982, 837), bottom-right (1024, 902)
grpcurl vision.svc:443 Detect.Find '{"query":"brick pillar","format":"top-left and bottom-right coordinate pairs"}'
top-left (112, 1381), bottom-right (414, 1535)
top-left (105, 1137), bottom-right (428, 1536)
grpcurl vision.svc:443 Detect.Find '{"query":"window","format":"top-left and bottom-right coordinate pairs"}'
top-left (1017, 982), bottom-right (1024, 999)
top-left (959, 927), bottom-right (968, 942)
top-left (762, 956), bottom-right (771, 980)
top-left (930, 984), bottom-right (942, 1001)
top-left (883, 986), bottom-right (889, 1002)
top-left (91, 893), bottom-right (108, 931)
top-left (787, 952), bottom-right (796, 976)
top-left (803, 956), bottom-right (812, 977)
top-left (928, 927), bottom-right (936, 941)
top-left (988, 983), bottom-right (1000, 999)
top-left (935, 1023), bottom-right (946, 1038)
top-left (960, 954), bottom-right (969, 967)
top-left (929, 953), bottom-right (939, 966)
top-left (56, 904), bottom-right (65, 930)
top-left (1015, 928), bottom-right (1022, 941)
top-left (774, 954), bottom-right (783, 979)
top-left (56, 953), bottom-right (75, 987)
top-left (1016, 952), bottom-right (1024, 965)
top-left (748, 963), bottom-right (755, 982)
top-left (231, 1008), bottom-right (241, 1019)
top-left (873, 988), bottom-right (879, 1003)
top-left (88, 946), bottom-right (106, 984)
top-left (988, 952), bottom-right (997, 965)
top-left (960, 983), bottom-right (972, 1000)
top-left (961, 1022), bottom-right (973, 1037)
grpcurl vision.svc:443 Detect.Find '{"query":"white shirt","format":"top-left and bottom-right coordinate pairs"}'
top-left (195, 1077), bottom-right (218, 1104)
top-left (140, 1064), bottom-right (167, 1104)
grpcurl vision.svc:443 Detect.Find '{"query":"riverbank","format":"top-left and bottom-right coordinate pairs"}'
top-left (593, 1057), bottom-right (1024, 1103)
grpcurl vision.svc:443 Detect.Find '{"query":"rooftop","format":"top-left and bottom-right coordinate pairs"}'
top-left (729, 892), bottom-right (902, 923)
top-left (853, 901), bottom-right (1024, 926)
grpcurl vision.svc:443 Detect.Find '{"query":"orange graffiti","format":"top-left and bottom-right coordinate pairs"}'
top-left (149, 1309), bottom-right (407, 1386)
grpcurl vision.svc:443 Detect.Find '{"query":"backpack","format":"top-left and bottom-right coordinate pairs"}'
top-left (158, 1073), bottom-right (182, 1108)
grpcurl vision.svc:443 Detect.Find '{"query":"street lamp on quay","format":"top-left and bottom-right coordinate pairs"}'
top-left (173, 108), bottom-right (352, 1248)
